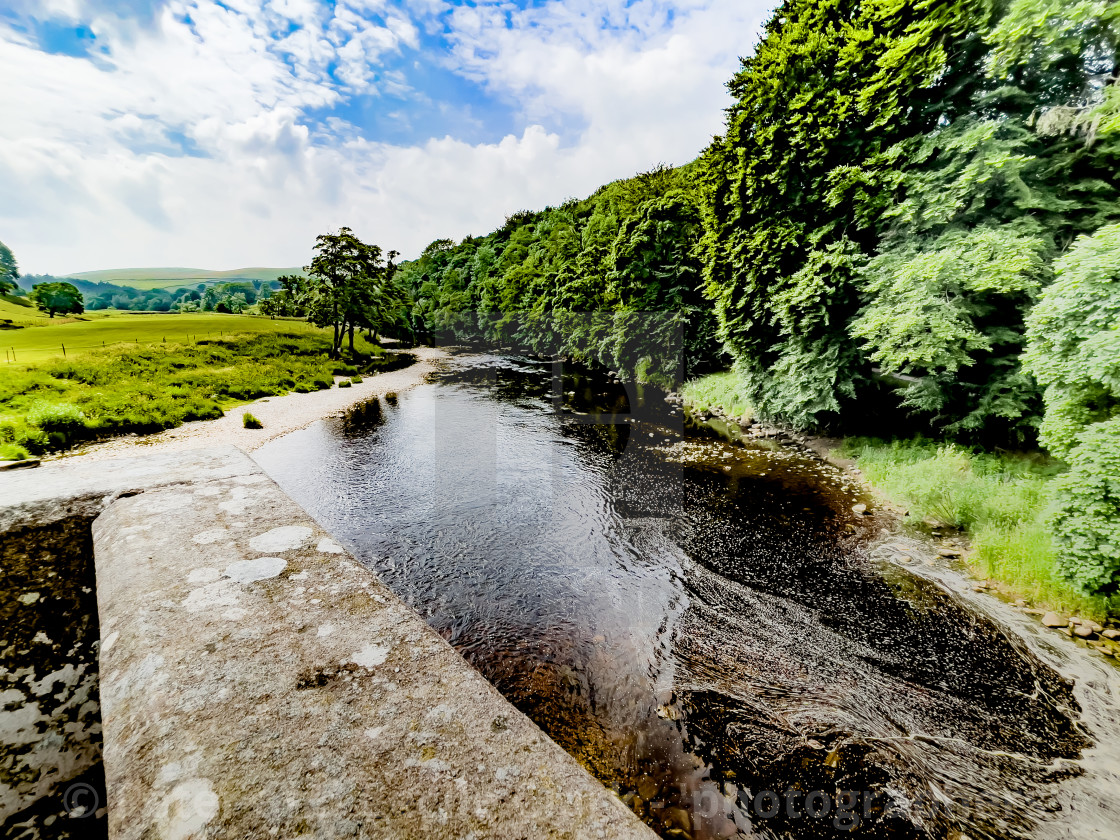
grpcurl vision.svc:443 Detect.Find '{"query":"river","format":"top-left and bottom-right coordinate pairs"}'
top-left (255, 351), bottom-right (1120, 840)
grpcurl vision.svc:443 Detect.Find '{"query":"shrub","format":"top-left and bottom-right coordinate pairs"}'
top-left (1047, 419), bottom-right (1120, 596)
top-left (350, 375), bottom-right (363, 384)
top-left (0, 418), bottom-right (49, 454)
top-left (26, 400), bottom-right (86, 433)
top-left (0, 442), bottom-right (30, 461)
top-left (338, 380), bottom-right (352, 388)
top-left (1024, 223), bottom-right (1120, 597)
top-left (243, 412), bottom-right (263, 429)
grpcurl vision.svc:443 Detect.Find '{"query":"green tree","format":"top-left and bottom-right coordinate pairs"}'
top-left (29, 282), bottom-right (83, 317)
top-left (700, 0), bottom-right (994, 429)
top-left (0, 240), bottom-right (19, 295)
top-left (848, 119), bottom-right (1054, 440)
top-left (296, 228), bottom-right (402, 357)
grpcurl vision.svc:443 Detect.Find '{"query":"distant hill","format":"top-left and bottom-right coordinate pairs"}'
top-left (62, 266), bottom-right (303, 291)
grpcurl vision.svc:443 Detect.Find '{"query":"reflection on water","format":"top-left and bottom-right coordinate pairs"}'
top-left (256, 353), bottom-right (1120, 840)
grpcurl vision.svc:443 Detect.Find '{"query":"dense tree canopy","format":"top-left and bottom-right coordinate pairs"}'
top-left (396, 165), bottom-right (724, 385)
top-left (700, 0), bottom-right (1120, 437)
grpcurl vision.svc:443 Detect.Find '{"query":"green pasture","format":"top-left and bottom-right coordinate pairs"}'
top-left (64, 266), bottom-right (302, 290)
top-left (0, 329), bottom-right (390, 461)
top-left (0, 313), bottom-right (322, 364)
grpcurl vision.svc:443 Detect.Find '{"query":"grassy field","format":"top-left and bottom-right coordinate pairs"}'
top-left (2, 294), bottom-right (120, 330)
top-left (64, 266), bottom-right (302, 290)
top-left (1, 312), bottom-right (321, 364)
top-left (0, 329), bottom-right (392, 460)
top-left (1, 294), bottom-right (45, 328)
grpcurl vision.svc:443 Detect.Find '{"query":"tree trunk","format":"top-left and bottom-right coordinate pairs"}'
top-left (348, 324), bottom-right (355, 355)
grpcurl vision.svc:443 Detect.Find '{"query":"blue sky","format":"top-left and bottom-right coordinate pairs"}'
top-left (0, 0), bottom-right (773, 273)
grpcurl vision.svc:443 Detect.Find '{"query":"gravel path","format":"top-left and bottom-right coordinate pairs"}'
top-left (55, 346), bottom-right (449, 463)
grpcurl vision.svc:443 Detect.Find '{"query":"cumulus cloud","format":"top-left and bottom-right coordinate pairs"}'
top-left (0, 0), bottom-right (772, 273)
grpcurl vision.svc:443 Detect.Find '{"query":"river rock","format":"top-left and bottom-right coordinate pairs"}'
top-left (663, 807), bottom-right (691, 833)
top-left (937, 547), bottom-right (962, 558)
top-left (1103, 628), bottom-right (1120, 640)
top-left (852, 503), bottom-right (868, 515)
top-left (636, 774), bottom-right (659, 801)
top-left (1073, 623), bottom-right (1096, 639)
top-left (1041, 611), bottom-right (1066, 628)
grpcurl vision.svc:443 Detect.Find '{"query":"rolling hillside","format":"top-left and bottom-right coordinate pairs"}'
top-left (62, 266), bottom-right (303, 291)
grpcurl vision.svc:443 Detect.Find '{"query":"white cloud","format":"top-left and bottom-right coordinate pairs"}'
top-left (0, 0), bottom-right (773, 273)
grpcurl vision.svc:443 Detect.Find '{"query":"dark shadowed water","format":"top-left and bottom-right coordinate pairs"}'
top-left (255, 353), bottom-right (1120, 840)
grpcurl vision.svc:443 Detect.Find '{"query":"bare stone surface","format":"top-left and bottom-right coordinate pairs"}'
top-left (0, 447), bottom-right (259, 535)
top-left (83, 449), bottom-right (653, 839)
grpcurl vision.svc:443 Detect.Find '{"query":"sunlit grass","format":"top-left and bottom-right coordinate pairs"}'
top-left (842, 438), bottom-right (1116, 620)
top-left (0, 330), bottom-right (388, 458)
top-left (681, 371), bottom-right (753, 420)
top-left (0, 311), bottom-right (322, 364)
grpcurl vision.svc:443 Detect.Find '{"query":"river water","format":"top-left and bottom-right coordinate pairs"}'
top-left (255, 352), bottom-right (1120, 840)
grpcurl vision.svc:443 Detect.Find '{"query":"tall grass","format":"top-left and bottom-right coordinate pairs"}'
top-left (842, 439), bottom-right (1115, 620)
top-left (681, 371), bottom-right (754, 420)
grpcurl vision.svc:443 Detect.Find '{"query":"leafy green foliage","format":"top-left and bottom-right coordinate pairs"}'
top-left (701, 0), bottom-right (994, 429)
top-left (0, 240), bottom-right (18, 295)
top-left (275, 228), bottom-right (409, 356)
top-left (242, 412), bottom-right (263, 429)
top-left (396, 166), bottom-right (724, 383)
top-left (700, 0), bottom-right (1120, 440)
top-left (1025, 223), bottom-right (1120, 456)
top-left (1046, 419), bottom-right (1120, 595)
top-left (681, 372), bottom-right (753, 421)
top-left (1024, 224), bottom-right (1120, 594)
